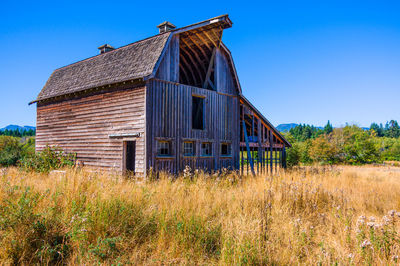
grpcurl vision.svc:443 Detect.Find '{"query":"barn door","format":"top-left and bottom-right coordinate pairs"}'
top-left (124, 141), bottom-right (136, 174)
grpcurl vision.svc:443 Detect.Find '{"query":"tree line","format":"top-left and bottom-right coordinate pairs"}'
top-left (0, 128), bottom-right (36, 137)
top-left (288, 120), bottom-right (400, 142)
top-left (284, 120), bottom-right (400, 167)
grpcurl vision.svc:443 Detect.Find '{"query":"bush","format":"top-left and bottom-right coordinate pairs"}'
top-left (342, 126), bottom-right (380, 164)
top-left (286, 142), bottom-right (301, 167)
top-left (0, 136), bottom-right (23, 167)
top-left (309, 136), bottom-right (338, 165)
top-left (19, 146), bottom-right (76, 173)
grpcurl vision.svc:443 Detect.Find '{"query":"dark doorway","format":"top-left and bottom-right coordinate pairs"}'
top-left (125, 141), bottom-right (136, 173)
top-left (192, 96), bottom-right (204, 130)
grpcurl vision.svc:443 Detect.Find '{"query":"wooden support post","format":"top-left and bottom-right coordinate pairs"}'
top-left (252, 114), bottom-right (255, 139)
top-left (257, 119), bottom-right (262, 175)
top-left (243, 120), bottom-right (255, 176)
top-left (269, 130), bottom-right (273, 174)
top-left (282, 147), bottom-right (287, 169)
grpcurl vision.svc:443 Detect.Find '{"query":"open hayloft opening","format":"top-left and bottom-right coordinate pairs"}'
top-left (178, 26), bottom-right (222, 89)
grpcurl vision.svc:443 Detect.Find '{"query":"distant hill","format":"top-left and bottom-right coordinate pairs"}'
top-left (0, 125), bottom-right (36, 132)
top-left (276, 123), bottom-right (298, 132)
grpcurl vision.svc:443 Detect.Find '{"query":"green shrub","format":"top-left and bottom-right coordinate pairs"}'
top-left (286, 142), bottom-right (301, 167)
top-left (19, 146), bottom-right (76, 173)
top-left (0, 136), bottom-right (23, 167)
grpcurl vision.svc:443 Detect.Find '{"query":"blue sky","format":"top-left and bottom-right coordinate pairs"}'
top-left (0, 0), bottom-right (399, 128)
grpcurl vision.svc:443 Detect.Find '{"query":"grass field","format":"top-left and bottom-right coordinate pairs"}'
top-left (1, 165), bottom-right (400, 264)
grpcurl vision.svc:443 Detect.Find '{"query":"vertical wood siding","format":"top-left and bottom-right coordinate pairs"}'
top-left (36, 87), bottom-right (146, 173)
top-left (146, 79), bottom-right (240, 174)
top-left (215, 48), bottom-right (237, 96)
top-left (155, 35), bottom-right (179, 82)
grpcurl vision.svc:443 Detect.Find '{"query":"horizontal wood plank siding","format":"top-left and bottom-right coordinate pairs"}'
top-left (36, 87), bottom-right (146, 174)
top-left (146, 79), bottom-right (239, 174)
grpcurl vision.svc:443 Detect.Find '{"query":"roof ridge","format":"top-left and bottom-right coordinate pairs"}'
top-left (53, 31), bottom-right (171, 72)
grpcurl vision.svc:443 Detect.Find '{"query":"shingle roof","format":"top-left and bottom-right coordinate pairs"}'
top-left (34, 32), bottom-right (171, 102)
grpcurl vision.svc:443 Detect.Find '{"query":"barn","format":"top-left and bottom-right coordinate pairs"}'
top-left (30, 15), bottom-right (291, 176)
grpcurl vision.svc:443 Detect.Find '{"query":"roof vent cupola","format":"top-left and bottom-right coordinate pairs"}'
top-left (98, 44), bottom-right (115, 54)
top-left (157, 21), bottom-right (176, 33)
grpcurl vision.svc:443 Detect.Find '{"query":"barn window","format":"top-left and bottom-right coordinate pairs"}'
top-left (192, 96), bottom-right (204, 130)
top-left (220, 143), bottom-right (231, 156)
top-left (157, 141), bottom-right (171, 156)
top-left (201, 142), bottom-right (212, 156)
top-left (183, 141), bottom-right (195, 156)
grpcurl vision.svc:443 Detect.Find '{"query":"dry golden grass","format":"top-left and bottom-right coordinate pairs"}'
top-left (1, 165), bottom-right (400, 265)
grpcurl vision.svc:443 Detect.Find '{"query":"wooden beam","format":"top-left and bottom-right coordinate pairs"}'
top-left (208, 79), bottom-right (216, 90)
top-left (203, 30), bottom-right (218, 48)
top-left (202, 47), bottom-right (216, 89)
top-left (209, 28), bottom-right (223, 45)
top-left (180, 46), bottom-right (204, 84)
top-left (178, 63), bottom-right (190, 84)
top-left (180, 37), bottom-right (207, 75)
top-left (172, 14), bottom-right (231, 34)
top-left (186, 34), bottom-right (209, 62)
top-left (179, 51), bottom-right (199, 85)
top-left (195, 31), bottom-right (213, 53)
top-left (239, 99), bottom-right (285, 144)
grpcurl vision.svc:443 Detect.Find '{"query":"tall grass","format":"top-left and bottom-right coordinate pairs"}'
top-left (1, 165), bottom-right (400, 264)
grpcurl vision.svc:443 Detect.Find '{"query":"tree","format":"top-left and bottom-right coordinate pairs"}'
top-left (385, 120), bottom-right (400, 138)
top-left (324, 120), bottom-right (333, 135)
top-left (309, 136), bottom-right (338, 164)
top-left (342, 126), bottom-right (380, 164)
top-left (370, 122), bottom-right (384, 137)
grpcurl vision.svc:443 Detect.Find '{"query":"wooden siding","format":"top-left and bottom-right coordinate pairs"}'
top-left (155, 35), bottom-right (179, 82)
top-left (36, 87), bottom-right (146, 173)
top-left (215, 48), bottom-right (237, 96)
top-left (146, 79), bottom-right (240, 174)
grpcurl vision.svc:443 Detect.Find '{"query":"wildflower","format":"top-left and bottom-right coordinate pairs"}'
top-left (81, 228), bottom-right (87, 232)
top-left (393, 255), bottom-right (399, 262)
top-left (369, 216), bottom-right (376, 222)
top-left (396, 212), bottom-right (400, 218)
top-left (357, 215), bottom-right (366, 226)
top-left (183, 165), bottom-right (192, 179)
top-left (70, 214), bottom-right (78, 224)
top-left (360, 240), bottom-right (371, 248)
top-left (292, 218), bottom-right (302, 228)
top-left (373, 223), bottom-right (382, 229)
top-left (388, 210), bottom-right (396, 217)
top-left (382, 215), bottom-right (392, 225)
top-left (366, 222), bottom-right (375, 228)
top-left (348, 253), bottom-right (354, 259)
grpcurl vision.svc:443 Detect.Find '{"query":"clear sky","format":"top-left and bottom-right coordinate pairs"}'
top-left (1, 0), bottom-right (399, 128)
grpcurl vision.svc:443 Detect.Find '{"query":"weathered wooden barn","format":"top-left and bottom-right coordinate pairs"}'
top-left (30, 15), bottom-right (291, 176)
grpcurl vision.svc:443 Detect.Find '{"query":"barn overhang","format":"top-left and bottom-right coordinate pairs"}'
top-left (239, 95), bottom-right (291, 148)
